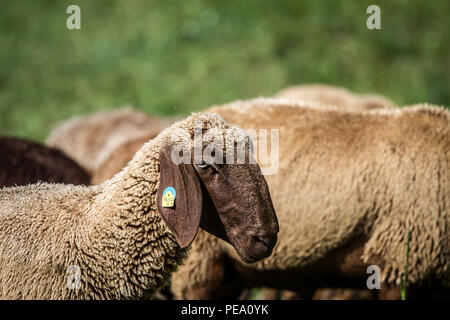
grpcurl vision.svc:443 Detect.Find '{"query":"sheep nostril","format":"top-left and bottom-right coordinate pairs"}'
top-left (253, 235), bottom-right (271, 248)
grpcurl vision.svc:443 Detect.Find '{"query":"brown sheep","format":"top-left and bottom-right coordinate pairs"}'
top-left (0, 137), bottom-right (90, 187)
top-left (170, 99), bottom-right (449, 300)
top-left (84, 99), bottom-right (449, 300)
top-left (273, 83), bottom-right (395, 299)
top-left (0, 113), bottom-right (279, 299)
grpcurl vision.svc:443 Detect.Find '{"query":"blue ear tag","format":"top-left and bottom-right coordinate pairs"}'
top-left (162, 187), bottom-right (176, 208)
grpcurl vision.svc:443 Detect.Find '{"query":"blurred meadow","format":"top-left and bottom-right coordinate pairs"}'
top-left (0, 0), bottom-right (448, 141)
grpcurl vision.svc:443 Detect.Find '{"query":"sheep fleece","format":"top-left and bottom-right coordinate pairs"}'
top-left (172, 99), bottom-right (449, 297)
top-left (0, 112), bottom-right (244, 299)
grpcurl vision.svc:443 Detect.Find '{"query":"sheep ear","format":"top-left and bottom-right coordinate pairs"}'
top-left (157, 147), bottom-right (202, 248)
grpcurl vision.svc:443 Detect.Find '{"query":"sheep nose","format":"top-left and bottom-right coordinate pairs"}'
top-left (253, 234), bottom-right (277, 250)
top-left (249, 233), bottom-right (277, 260)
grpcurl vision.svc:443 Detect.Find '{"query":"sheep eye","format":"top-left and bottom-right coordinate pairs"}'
top-left (196, 162), bottom-right (209, 169)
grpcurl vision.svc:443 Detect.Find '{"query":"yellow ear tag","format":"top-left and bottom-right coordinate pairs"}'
top-left (162, 187), bottom-right (176, 208)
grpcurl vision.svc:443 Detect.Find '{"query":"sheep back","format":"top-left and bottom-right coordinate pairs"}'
top-left (274, 84), bottom-right (396, 111)
top-left (207, 99), bottom-right (449, 286)
top-left (46, 107), bottom-right (172, 173)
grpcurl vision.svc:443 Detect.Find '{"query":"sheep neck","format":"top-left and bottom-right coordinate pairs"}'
top-left (86, 143), bottom-right (187, 299)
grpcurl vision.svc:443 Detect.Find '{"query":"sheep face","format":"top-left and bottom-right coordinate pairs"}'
top-left (156, 113), bottom-right (278, 263)
top-left (195, 159), bottom-right (279, 263)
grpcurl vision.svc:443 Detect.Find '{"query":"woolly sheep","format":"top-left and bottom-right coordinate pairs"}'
top-left (0, 113), bottom-right (279, 299)
top-left (84, 99), bottom-right (448, 299)
top-left (274, 84), bottom-right (396, 111)
top-left (46, 107), bottom-right (172, 173)
top-left (0, 137), bottom-right (90, 187)
top-left (273, 83), bottom-right (394, 299)
top-left (169, 98), bottom-right (449, 299)
top-left (274, 84), bottom-right (395, 299)
top-left (273, 87), bottom-right (440, 299)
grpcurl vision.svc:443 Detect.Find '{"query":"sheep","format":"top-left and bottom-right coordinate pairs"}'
top-left (83, 99), bottom-right (448, 299)
top-left (46, 107), bottom-right (173, 174)
top-left (274, 84), bottom-right (396, 111)
top-left (274, 84), bottom-right (395, 299)
top-left (275, 85), bottom-right (393, 298)
top-left (169, 98), bottom-right (449, 299)
top-left (90, 83), bottom-right (395, 186)
top-left (44, 96), bottom-right (445, 298)
top-left (0, 112), bottom-right (279, 299)
top-left (0, 137), bottom-right (90, 187)
top-left (274, 84), bottom-right (394, 299)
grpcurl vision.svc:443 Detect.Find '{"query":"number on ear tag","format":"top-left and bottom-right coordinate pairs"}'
top-left (162, 187), bottom-right (176, 208)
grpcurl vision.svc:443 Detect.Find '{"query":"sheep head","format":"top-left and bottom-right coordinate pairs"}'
top-left (156, 113), bottom-right (278, 263)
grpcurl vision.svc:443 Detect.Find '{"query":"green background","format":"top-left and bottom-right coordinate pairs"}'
top-left (0, 0), bottom-right (448, 141)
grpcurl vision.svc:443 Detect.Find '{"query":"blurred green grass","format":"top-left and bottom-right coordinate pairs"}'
top-left (0, 0), bottom-right (448, 141)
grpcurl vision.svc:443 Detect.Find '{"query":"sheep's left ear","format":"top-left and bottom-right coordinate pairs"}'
top-left (157, 147), bottom-right (203, 248)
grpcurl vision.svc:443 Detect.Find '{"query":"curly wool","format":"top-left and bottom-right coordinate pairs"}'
top-left (0, 112), bottom-right (246, 299)
top-left (171, 99), bottom-right (449, 297)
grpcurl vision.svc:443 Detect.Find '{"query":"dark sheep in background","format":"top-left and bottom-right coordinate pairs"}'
top-left (0, 137), bottom-right (90, 187)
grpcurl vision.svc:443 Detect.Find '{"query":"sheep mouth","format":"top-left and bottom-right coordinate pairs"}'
top-left (232, 235), bottom-right (276, 264)
top-left (238, 250), bottom-right (272, 264)
top-left (248, 247), bottom-right (274, 262)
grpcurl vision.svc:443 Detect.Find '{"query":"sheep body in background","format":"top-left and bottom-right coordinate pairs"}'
top-left (273, 84), bottom-right (395, 299)
top-left (0, 137), bottom-right (90, 187)
top-left (0, 112), bottom-right (279, 299)
top-left (92, 133), bottom-right (162, 185)
top-left (46, 84), bottom-right (395, 177)
top-left (170, 99), bottom-right (449, 299)
top-left (46, 107), bottom-right (172, 173)
top-left (274, 84), bottom-right (396, 111)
